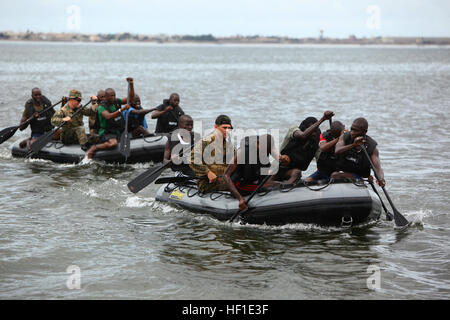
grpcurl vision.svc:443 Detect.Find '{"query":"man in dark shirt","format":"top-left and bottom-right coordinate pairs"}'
top-left (307, 121), bottom-right (345, 182)
top-left (19, 87), bottom-right (57, 150)
top-left (152, 93), bottom-right (185, 134)
top-left (332, 117), bottom-right (385, 187)
top-left (267, 111), bottom-right (334, 184)
top-left (163, 114), bottom-right (198, 177)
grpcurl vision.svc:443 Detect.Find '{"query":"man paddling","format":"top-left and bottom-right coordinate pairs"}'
top-left (86, 78), bottom-right (134, 159)
top-left (152, 93), bottom-right (185, 134)
top-left (190, 115), bottom-right (235, 193)
top-left (267, 111), bottom-right (334, 185)
top-left (332, 117), bottom-right (385, 187)
top-left (19, 88), bottom-right (58, 150)
top-left (122, 94), bottom-right (153, 138)
top-left (223, 134), bottom-right (288, 210)
top-left (50, 89), bottom-right (96, 151)
top-left (306, 120), bottom-right (345, 182)
top-left (163, 115), bottom-right (199, 177)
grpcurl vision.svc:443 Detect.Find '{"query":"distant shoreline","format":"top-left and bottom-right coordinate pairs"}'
top-left (1, 31), bottom-right (450, 46)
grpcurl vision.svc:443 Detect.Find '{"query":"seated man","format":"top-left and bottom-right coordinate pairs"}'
top-left (223, 134), bottom-right (288, 210)
top-left (307, 120), bottom-right (345, 182)
top-left (152, 93), bottom-right (185, 134)
top-left (19, 87), bottom-right (58, 150)
top-left (163, 115), bottom-right (199, 177)
top-left (87, 78), bottom-right (134, 159)
top-left (331, 117), bottom-right (385, 187)
top-left (122, 94), bottom-right (153, 138)
top-left (267, 111), bottom-right (334, 185)
top-left (88, 89), bottom-right (106, 141)
top-left (190, 115), bottom-right (235, 193)
top-left (50, 89), bottom-right (95, 151)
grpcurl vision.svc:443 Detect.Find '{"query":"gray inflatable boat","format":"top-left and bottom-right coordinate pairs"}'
top-left (11, 135), bottom-right (167, 164)
top-left (155, 179), bottom-right (382, 227)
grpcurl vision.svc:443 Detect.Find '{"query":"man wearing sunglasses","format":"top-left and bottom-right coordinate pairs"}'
top-left (190, 115), bottom-right (235, 193)
top-left (51, 89), bottom-right (96, 151)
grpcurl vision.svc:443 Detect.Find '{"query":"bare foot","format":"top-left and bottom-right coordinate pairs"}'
top-left (87, 145), bottom-right (97, 159)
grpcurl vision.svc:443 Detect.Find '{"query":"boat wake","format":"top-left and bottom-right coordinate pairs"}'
top-left (123, 196), bottom-right (156, 208)
top-left (403, 209), bottom-right (433, 228)
top-left (79, 156), bottom-right (93, 166)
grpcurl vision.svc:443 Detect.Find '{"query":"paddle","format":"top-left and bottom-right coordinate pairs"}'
top-left (361, 144), bottom-right (410, 229)
top-left (128, 161), bottom-right (172, 193)
top-left (154, 174), bottom-right (221, 184)
top-left (27, 99), bottom-right (92, 157)
top-left (119, 109), bottom-right (131, 160)
top-left (228, 174), bottom-right (273, 223)
top-left (119, 82), bottom-right (132, 160)
top-left (0, 99), bottom-right (63, 144)
top-left (128, 140), bottom-right (197, 193)
top-left (367, 178), bottom-right (394, 221)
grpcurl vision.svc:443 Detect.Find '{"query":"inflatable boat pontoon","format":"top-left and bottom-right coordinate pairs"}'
top-left (155, 179), bottom-right (382, 227)
top-left (11, 135), bottom-right (167, 164)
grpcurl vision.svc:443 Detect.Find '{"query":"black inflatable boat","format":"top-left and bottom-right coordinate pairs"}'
top-left (10, 135), bottom-right (167, 164)
top-left (155, 179), bottom-right (382, 227)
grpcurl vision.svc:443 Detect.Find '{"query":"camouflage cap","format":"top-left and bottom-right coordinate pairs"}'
top-left (68, 89), bottom-right (82, 99)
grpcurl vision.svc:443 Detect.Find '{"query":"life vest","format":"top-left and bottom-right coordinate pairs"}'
top-left (155, 100), bottom-right (185, 133)
top-left (127, 109), bottom-right (145, 132)
top-left (317, 130), bottom-right (339, 175)
top-left (24, 97), bottom-right (54, 134)
top-left (169, 131), bottom-right (197, 176)
top-left (232, 136), bottom-right (270, 190)
top-left (102, 102), bottom-right (125, 134)
top-left (281, 131), bottom-right (320, 171)
top-left (336, 132), bottom-right (378, 177)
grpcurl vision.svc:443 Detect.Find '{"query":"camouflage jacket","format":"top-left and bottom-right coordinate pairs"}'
top-left (51, 103), bottom-right (95, 129)
top-left (190, 131), bottom-right (235, 177)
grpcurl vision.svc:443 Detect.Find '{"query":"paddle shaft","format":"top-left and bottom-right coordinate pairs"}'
top-left (128, 141), bottom-right (197, 193)
top-left (368, 179), bottom-right (393, 221)
top-left (21, 99), bottom-right (63, 128)
top-left (154, 175), bottom-right (223, 184)
top-left (361, 144), bottom-right (409, 227)
top-left (0, 99), bottom-right (63, 144)
top-left (28, 100), bottom-right (92, 156)
top-left (228, 174), bottom-right (273, 223)
top-left (120, 82), bottom-right (132, 159)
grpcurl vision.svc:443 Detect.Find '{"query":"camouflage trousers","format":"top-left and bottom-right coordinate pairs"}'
top-left (60, 126), bottom-right (88, 145)
top-left (88, 129), bottom-right (101, 144)
top-left (197, 177), bottom-right (229, 193)
top-left (195, 164), bottom-right (229, 193)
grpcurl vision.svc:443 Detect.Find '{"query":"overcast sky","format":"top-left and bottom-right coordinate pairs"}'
top-left (1, 0), bottom-right (449, 38)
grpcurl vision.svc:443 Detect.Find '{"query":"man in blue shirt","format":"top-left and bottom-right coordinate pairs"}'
top-left (122, 94), bottom-right (154, 138)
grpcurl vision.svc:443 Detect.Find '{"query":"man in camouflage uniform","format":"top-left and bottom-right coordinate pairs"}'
top-left (51, 89), bottom-right (96, 151)
top-left (190, 115), bottom-right (235, 193)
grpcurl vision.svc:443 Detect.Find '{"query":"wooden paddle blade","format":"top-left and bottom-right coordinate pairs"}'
top-left (127, 163), bottom-right (169, 193)
top-left (0, 126), bottom-right (19, 144)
